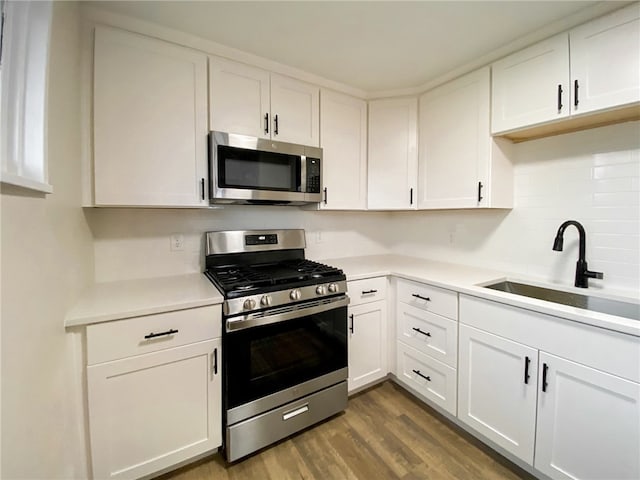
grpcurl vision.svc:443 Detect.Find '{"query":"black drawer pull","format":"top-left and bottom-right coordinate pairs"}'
top-left (412, 294), bottom-right (431, 302)
top-left (412, 369), bottom-right (431, 382)
top-left (362, 289), bottom-right (378, 295)
top-left (524, 356), bottom-right (531, 384)
top-left (213, 348), bottom-right (218, 375)
top-left (349, 314), bottom-right (354, 334)
top-left (557, 84), bottom-right (563, 111)
top-left (412, 327), bottom-right (431, 337)
top-left (542, 363), bottom-right (549, 392)
top-left (144, 328), bottom-right (178, 340)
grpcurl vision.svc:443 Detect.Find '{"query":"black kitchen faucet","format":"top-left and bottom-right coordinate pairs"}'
top-left (552, 220), bottom-right (604, 288)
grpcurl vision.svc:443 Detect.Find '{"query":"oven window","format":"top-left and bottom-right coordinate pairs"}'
top-left (224, 306), bottom-right (347, 409)
top-left (217, 145), bottom-right (301, 192)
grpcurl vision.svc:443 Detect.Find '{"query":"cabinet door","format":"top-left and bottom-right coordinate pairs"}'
top-left (535, 352), bottom-right (640, 480)
top-left (270, 73), bottom-right (319, 146)
top-left (87, 339), bottom-right (222, 480)
top-left (458, 325), bottom-right (538, 464)
top-left (491, 34), bottom-right (570, 134)
top-left (319, 90), bottom-right (367, 210)
top-left (367, 98), bottom-right (418, 210)
top-left (418, 67), bottom-right (490, 209)
top-left (209, 56), bottom-right (270, 139)
top-left (570, 4), bottom-right (640, 115)
top-left (348, 300), bottom-right (387, 392)
top-left (93, 26), bottom-right (208, 206)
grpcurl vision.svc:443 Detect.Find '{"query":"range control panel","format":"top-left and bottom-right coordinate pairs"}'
top-left (245, 234), bottom-right (278, 246)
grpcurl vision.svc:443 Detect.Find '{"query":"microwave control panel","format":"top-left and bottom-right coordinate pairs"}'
top-left (306, 158), bottom-right (321, 193)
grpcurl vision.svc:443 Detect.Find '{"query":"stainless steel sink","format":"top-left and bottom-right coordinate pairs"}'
top-left (484, 281), bottom-right (640, 321)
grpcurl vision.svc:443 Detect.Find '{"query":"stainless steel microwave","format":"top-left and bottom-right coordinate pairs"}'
top-left (208, 131), bottom-right (322, 205)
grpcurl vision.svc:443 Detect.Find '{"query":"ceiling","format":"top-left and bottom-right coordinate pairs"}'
top-left (90, 1), bottom-right (629, 94)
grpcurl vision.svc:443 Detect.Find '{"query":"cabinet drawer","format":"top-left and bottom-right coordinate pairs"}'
top-left (397, 279), bottom-right (458, 320)
top-left (397, 303), bottom-right (458, 368)
top-left (348, 277), bottom-right (387, 306)
top-left (87, 305), bottom-right (221, 365)
top-left (396, 342), bottom-right (457, 415)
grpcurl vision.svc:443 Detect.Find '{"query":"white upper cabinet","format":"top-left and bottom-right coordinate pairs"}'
top-left (570, 4), bottom-right (640, 115)
top-left (367, 98), bottom-right (418, 210)
top-left (491, 34), bottom-right (570, 134)
top-left (209, 56), bottom-right (319, 147)
top-left (419, 67), bottom-right (512, 209)
top-left (270, 73), bottom-right (320, 146)
top-left (319, 90), bottom-right (367, 210)
top-left (492, 4), bottom-right (640, 136)
top-left (208, 57), bottom-right (270, 139)
top-left (93, 26), bottom-right (208, 207)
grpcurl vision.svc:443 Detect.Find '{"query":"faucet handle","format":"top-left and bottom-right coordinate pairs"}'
top-left (586, 270), bottom-right (604, 280)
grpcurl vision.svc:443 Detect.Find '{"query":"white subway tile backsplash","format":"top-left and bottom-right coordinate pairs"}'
top-left (593, 178), bottom-right (637, 193)
top-left (592, 163), bottom-right (640, 179)
top-left (389, 122), bottom-right (640, 295)
top-left (592, 192), bottom-right (640, 206)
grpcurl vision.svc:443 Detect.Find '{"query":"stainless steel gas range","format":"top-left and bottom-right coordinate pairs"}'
top-left (203, 229), bottom-right (349, 462)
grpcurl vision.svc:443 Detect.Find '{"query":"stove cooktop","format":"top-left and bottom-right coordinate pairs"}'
top-left (205, 259), bottom-right (345, 299)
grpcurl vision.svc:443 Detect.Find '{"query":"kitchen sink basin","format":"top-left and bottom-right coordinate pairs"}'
top-left (484, 281), bottom-right (640, 321)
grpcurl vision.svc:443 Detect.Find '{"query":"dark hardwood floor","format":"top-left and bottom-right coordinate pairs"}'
top-left (157, 381), bottom-right (534, 479)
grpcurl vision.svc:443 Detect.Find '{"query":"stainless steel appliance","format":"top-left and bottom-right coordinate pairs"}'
top-left (204, 229), bottom-right (348, 462)
top-left (208, 131), bottom-right (322, 205)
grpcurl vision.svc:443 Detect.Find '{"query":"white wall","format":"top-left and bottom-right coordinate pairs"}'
top-left (86, 207), bottom-right (393, 282)
top-left (0, 3), bottom-right (93, 478)
top-left (388, 121), bottom-right (640, 296)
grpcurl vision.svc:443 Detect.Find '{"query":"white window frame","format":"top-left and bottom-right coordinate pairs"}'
top-left (0, 0), bottom-right (53, 194)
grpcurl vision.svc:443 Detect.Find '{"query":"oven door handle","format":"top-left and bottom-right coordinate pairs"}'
top-left (226, 296), bottom-right (350, 332)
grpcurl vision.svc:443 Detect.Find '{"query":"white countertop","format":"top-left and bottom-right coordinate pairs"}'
top-left (65, 273), bottom-right (223, 327)
top-left (65, 255), bottom-right (640, 337)
top-left (321, 254), bottom-right (640, 338)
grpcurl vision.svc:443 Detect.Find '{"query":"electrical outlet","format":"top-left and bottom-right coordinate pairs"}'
top-left (170, 233), bottom-right (184, 251)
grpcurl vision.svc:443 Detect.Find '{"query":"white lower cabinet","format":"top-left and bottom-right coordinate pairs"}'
top-left (458, 325), bottom-right (538, 463)
top-left (86, 307), bottom-right (222, 479)
top-left (347, 277), bottom-right (388, 393)
top-left (396, 342), bottom-right (457, 415)
top-left (394, 279), bottom-right (458, 416)
top-left (348, 300), bottom-right (388, 392)
top-left (458, 294), bottom-right (640, 480)
top-left (534, 352), bottom-right (640, 480)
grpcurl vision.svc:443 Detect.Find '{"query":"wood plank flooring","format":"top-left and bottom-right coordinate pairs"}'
top-left (157, 381), bottom-right (534, 480)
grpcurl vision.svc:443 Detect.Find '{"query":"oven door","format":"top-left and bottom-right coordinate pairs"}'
top-left (223, 296), bottom-right (348, 423)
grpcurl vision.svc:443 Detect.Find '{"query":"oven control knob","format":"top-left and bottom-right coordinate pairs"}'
top-left (328, 283), bottom-right (339, 293)
top-left (315, 285), bottom-right (327, 295)
top-left (290, 289), bottom-right (302, 301)
top-left (243, 298), bottom-right (256, 310)
top-left (260, 295), bottom-right (272, 307)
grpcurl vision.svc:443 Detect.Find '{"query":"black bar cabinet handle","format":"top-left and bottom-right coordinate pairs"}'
top-left (274, 114), bottom-right (279, 135)
top-left (349, 314), bottom-right (354, 334)
top-left (144, 328), bottom-right (178, 340)
top-left (361, 289), bottom-right (378, 295)
top-left (412, 327), bottom-right (431, 337)
top-left (264, 113), bottom-right (269, 134)
top-left (557, 84), bottom-right (563, 111)
top-left (412, 293), bottom-right (431, 302)
top-left (200, 178), bottom-right (205, 200)
top-left (574, 80), bottom-right (579, 108)
top-left (477, 181), bottom-right (483, 203)
top-left (524, 356), bottom-right (531, 384)
top-left (412, 369), bottom-right (431, 382)
top-left (542, 363), bottom-right (549, 392)
top-left (323, 187), bottom-right (328, 205)
top-left (410, 188), bottom-right (413, 205)
top-left (213, 348), bottom-right (218, 375)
